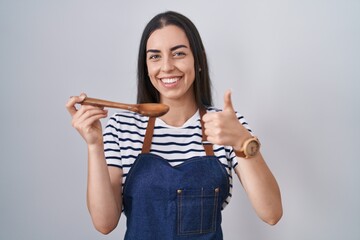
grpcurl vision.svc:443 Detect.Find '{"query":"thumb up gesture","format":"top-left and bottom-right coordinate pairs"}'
top-left (202, 90), bottom-right (251, 150)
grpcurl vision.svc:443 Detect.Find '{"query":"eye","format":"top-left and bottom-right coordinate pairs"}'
top-left (149, 54), bottom-right (161, 60)
top-left (173, 51), bottom-right (186, 57)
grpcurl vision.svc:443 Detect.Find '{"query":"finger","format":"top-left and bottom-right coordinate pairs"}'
top-left (204, 128), bottom-right (213, 140)
top-left (75, 107), bottom-right (108, 125)
top-left (75, 111), bottom-right (108, 131)
top-left (66, 94), bottom-right (87, 116)
top-left (223, 89), bottom-right (234, 112)
top-left (202, 112), bottom-right (218, 122)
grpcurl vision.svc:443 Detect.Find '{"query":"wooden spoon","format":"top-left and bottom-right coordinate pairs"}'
top-left (81, 97), bottom-right (169, 117)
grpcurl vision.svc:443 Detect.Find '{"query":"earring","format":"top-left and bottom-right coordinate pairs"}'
top-left (199, 67), bottom-right (202, 72)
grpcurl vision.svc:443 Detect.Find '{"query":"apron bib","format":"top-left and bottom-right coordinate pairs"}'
top-left (123, 109), bottom-right (230, 239)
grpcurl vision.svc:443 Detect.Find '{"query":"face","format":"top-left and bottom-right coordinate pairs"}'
top-left (146, 25), bottom-right (195, 104)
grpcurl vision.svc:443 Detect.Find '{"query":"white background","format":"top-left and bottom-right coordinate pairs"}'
top-left (1, 0), bottom-right (359, 239)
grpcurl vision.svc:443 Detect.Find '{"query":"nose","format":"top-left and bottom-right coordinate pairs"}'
top-left (161, 57), bottom-right (175, 72)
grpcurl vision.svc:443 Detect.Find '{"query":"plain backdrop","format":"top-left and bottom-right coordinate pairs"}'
top-left (1, 0), bottom-right (359, 239)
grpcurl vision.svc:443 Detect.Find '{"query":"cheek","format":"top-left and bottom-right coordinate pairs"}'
top-left (182, 59), bottom-right (195, 76)
top-left (177, 61), bottom-right (194, 74)
top-left (184, 64), bottom-right (195, 80)
top-left (145, 67), bottom-right (154, 82)
top-left (146, 61), bottom-right (158, 75)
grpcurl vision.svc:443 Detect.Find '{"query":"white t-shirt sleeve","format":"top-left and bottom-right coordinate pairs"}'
top-left (103, 114), bottom-right (122, 168)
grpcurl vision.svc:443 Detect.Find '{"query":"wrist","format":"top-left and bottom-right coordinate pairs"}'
top-left (233, 130), bottom-right (252, 151)
top-left (88, 141), bottom-right (104, 152)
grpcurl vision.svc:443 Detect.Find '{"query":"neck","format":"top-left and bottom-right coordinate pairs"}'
top-left (160, 99), bottom-right (198, 127)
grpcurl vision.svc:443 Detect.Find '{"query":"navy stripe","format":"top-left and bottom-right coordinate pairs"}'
top-left (118, 138), bottom-right (144, 144)
top-left (107, 164), bottom-right (122, 169)
top-left (114, 113), bottom-right (148, 123)
top-left (166, 159), bottom-right (189, 163)
top-left (207, 107), bottom-right (221, 112)
top-left (106, 125), bottom-right (145, 137)
top-left (152, 141), bottom-right (202, 146)
top-left (221, 163), bottom-right (231, 170)
top-left (120, 129), bottom-right (145, 136)
top-left (233, 162), bottom-right (238, 169)
top-left (153, 133), bottom-right (202, 138)
top-left (123, 163), bottom-right (135, 168)
top-left (216, 154), bottom-right (228, 160)
top-left (104, 148), bottom-right (120, 152)
top-left (155, 125), bottom-right (201, 130)
top-left (105, 156), bottom-right (121, 160)
top-left (121, 155), bottom-right (139, 159)
top-left (104, 140), bottom-right (118, 145)
top-left (103, 132), bottom-right (118, 138)
top-left (214, 147), bottom-right (224, 152)
top-left (114, 120), bottom-right (147, 130)
top-left (120, 146), bottom-right (142, 152)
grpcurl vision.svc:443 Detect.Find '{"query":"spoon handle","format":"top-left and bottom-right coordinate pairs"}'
top-left (81, 97), bottom-right (139, 112)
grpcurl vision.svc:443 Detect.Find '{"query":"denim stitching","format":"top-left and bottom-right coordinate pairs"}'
top-left (177, 188), bottom-right (219, 236)
top-left (200, 187), bottom-right (204, 234)
top-left (202, 188), bottom-right (219, 233)
top-left (177, 190), bottom-right (181, 235)
top-left (213, 189), bottom-right (219, 232)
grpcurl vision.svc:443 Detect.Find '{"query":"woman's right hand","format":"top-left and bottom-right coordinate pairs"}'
top-left (66, 93), bottom-right (108, 145)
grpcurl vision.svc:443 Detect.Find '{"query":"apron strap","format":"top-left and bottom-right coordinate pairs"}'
top-left (141, 116), bottom-right (156, 154)
top-left (199, 108), bottom-right (214, 156)
top-left (141, 108), bottom-right (214, 156)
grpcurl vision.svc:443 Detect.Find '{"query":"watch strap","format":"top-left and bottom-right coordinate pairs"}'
top-left (234, 149), bottom-right (246, 158)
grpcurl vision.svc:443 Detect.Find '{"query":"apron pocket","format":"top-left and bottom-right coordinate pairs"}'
top-left (176, 187), bottom-right (220, 235)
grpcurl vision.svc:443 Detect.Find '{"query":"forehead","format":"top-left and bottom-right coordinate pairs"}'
top-left (146, 25), bottom-right (190, 50)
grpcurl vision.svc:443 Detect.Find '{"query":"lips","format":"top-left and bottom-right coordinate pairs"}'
top-left (160, 77), bottom-right (180, 83)
top-left (159, 76), bottom-right (181, 87)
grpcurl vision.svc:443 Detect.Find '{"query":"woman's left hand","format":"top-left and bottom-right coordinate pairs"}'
top-left (202, 90), bottom-right (251, 150)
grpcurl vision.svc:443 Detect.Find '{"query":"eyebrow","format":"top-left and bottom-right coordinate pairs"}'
top-left (146, 44), bottom-right (188, 54)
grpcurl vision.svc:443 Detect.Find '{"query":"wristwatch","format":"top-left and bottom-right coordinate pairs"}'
top-left (234, 137), bottom-right (261, 159)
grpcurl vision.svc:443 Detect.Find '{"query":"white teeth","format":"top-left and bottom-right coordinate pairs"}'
top-left (161, 77), bottom-right (179, 84)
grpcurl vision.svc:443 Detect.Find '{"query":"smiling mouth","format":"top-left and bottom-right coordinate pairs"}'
top-left (160, 77), bottom-right (181, 84)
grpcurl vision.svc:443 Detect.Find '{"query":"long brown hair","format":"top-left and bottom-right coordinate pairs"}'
top-left (136, 11), bottom-right (213, 108)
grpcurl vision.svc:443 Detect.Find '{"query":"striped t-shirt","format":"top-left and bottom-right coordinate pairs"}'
top-left (103, 107), bottom-right (252, 209)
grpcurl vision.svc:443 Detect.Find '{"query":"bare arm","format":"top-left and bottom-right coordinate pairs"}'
top-left (234, 153), bottom-right (282, 225)
top-left (203, 90), bottom-right (283, 225)
top-left (86, 144), bottom-right (123, 234)
top-left (66, 94), bottom-right (123, 234)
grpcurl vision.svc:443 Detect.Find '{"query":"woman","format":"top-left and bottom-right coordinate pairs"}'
top-left (66, 11), bottom-right (282, 239)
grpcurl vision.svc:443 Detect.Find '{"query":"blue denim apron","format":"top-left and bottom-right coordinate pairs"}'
top-left (123, 109), bottom-right (230, 239)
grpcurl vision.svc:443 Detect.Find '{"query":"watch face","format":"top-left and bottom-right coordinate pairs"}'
top-left (245, 140), bottom-right (260, 157)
